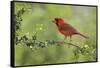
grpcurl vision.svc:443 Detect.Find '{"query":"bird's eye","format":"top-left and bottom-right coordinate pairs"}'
top-left (55, 18), bottom-right (58, 21)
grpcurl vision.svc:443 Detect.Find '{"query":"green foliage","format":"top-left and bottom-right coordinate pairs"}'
top-left (14, 2), bottom-right (97, 66)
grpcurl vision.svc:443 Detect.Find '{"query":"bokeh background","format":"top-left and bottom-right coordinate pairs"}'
top-left (14, 2), bottom-right (97, 66)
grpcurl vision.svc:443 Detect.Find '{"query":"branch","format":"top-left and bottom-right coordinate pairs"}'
top-left (54, 41), bottom-right (82, 50)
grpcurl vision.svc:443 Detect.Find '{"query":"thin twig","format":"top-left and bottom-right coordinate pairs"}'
top-left (54, 41), bottom-right (82, 51)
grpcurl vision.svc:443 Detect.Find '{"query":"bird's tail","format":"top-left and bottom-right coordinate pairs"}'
top-left (76, 33), bottom-right (89, 39)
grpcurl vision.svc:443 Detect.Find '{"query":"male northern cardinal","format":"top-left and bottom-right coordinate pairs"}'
top-left (52, 18), bottom-right (88, 41)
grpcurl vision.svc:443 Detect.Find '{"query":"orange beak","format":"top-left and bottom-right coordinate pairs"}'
top-left (52, 19), bottom-right (56, 23)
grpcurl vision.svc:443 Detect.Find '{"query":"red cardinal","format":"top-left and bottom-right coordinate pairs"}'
top-left (52, 18), bottom-right (88, 41)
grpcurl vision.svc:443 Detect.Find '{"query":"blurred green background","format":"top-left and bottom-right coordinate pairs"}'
top-left (14, 2), bottom-right (97, 66)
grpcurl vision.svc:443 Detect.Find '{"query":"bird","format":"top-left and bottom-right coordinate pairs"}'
top-left (52, 18), bottom-right (88, 41)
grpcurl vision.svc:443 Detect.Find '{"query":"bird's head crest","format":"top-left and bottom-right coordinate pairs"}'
top-left (52, 18), bottom-right (64, 25)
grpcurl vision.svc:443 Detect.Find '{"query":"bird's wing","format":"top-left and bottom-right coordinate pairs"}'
top-left (59, 23), bottom-right (77, 31)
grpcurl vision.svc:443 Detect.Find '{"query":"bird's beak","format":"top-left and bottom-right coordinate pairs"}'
top-left (52, 19), bottom-right (56, 23)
